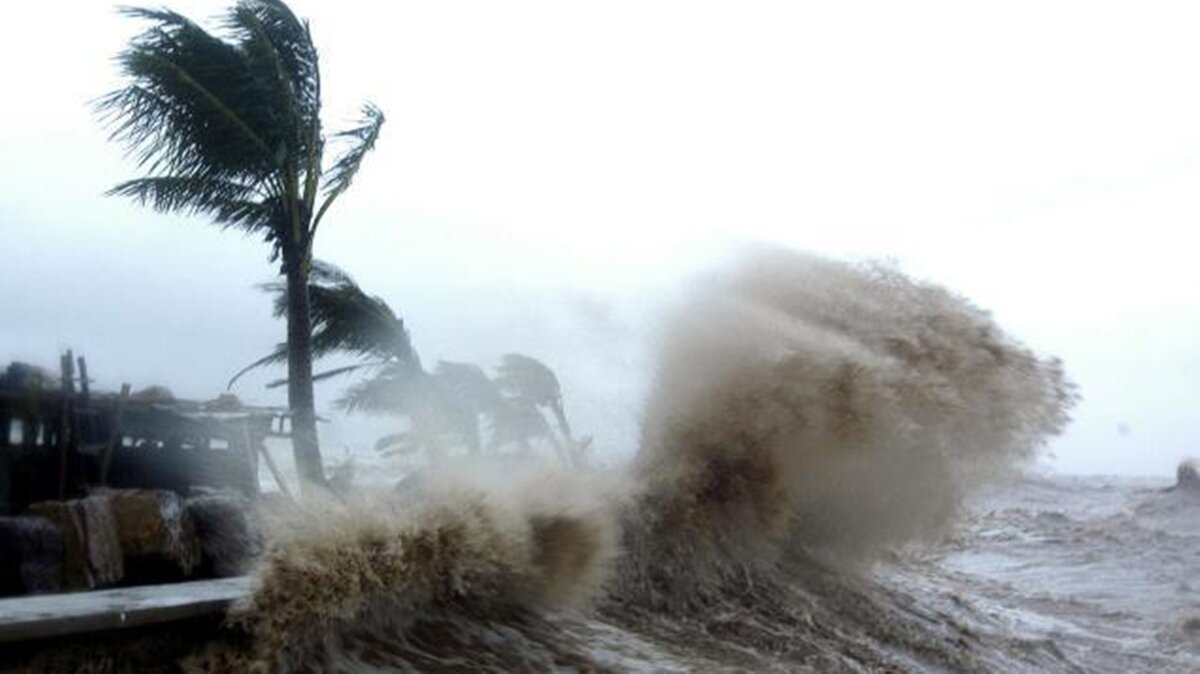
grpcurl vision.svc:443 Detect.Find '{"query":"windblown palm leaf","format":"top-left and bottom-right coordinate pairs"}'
top-left (495, 353), bottom-right (562, 407)
top-left (337, 364), bottom-right (427, 416)
top-left (228, 260), bottom-right (418, 388)
top-left (433, 361), bottom-right (502, 412)
top-left (345, 365), bottom-right (483, 458)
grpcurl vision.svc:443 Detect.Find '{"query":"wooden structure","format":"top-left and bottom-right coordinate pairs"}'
top-left (0, 354), bottom-right (291, 516)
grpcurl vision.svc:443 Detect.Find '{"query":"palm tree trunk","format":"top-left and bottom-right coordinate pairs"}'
top-left (284, 249), bottom-right (326, 491)
top-left (549, 402), bottom-right (581, 467)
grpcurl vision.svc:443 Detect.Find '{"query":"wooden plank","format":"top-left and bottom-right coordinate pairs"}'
top-left (0, 577), bottom-right (251, 643)
top-left (257, 443), bottom-right (296, 506)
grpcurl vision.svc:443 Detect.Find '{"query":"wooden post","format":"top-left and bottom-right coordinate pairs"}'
top-left (56, 352), bottom-right (75, 499)
top-left (257, 442), bottom-right (296, 506)
top-left (239, 419), bottom-right (260, 497)
top-left (99, 384), bottom-right (131, 486)
top-left (76, 356), bottom-right (90, 406)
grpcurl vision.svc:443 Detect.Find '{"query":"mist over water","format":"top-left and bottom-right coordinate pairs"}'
top-left (197, 249), bottom-right (1091, 672)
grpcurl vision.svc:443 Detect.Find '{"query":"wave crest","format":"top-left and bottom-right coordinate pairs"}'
top-left (617, 250), bottom-right (1076, 608)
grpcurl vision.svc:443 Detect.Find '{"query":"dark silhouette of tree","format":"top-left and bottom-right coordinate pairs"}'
top-left (97, 1), bottom-right (385, 489)
top-left (495, 353), bottom-right (584, 466)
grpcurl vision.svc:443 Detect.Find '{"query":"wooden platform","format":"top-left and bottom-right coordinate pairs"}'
top-left (0, 577), bottom-right (251, 643)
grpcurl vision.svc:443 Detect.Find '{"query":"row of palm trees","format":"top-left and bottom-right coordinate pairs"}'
top-left (229, 263), bottom-right (586, 467)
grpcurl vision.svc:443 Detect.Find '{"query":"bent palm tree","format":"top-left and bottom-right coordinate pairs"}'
top-left (97, 0), bottom-right (385, 488)
top-left (495, 353), bottom-right (584, 466)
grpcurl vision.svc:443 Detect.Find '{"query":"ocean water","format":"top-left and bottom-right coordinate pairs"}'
top-left (894, 473), bottom-right (1200, 673)
top-left (184, 251), bottom-right (1199, 672)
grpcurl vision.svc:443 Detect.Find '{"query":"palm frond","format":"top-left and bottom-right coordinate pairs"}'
top-left (297, 261), bottom-right (416, 361)
top-left (263, 361), bottom-right (383, 389)
top-left (310, 259), bottom-right (353, 285)
top-left (308, 280), bottom-right (413, 363)
top-left (229, 0), bottom-right (321, 179)
top-left (336, 365), bottom-right (425, 415)
top-left (107, 177), bottom-right (278, 232)
top-left (312, 103), bottom-right (385, 232)
top-left (432, 361), bottom-right (501, 412)
top-left (259, 258), bottom-right (350, 319)
top-left (98, 7), bottom-right (281, 182)
top-left (228, 0), bottom-right (320, 122)
top-left (237, 260), bottom-right (416, 388)
top-left (227, 342), bottom-right (287, 389)
top-left (495, 353), bottom-right (562, 407)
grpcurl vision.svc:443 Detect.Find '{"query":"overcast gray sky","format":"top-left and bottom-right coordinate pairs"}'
top-left (2, 0), bottom-right (1198, 475)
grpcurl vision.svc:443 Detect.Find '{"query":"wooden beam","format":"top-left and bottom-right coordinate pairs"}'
top-left (0, 577), bottom-right (250, 644)
top-left (257, 442), bottom-right (295, 506)
top-left (76, 356), bottom-right (90, 405)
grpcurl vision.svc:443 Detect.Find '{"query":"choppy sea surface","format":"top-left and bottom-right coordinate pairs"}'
top-left (888, 472), bottom-right (1200, 674)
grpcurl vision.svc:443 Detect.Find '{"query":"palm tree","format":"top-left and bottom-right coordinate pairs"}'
top-left (97, 0), bottom-right (385, 488)
top-left (495, 353), bottom-right (584, 466)
top-left (362, 360), bottom-right (570, 463)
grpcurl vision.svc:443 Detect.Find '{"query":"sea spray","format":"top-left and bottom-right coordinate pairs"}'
top-left (196, 462), bottom-right (618, 672)
top-left (614, 250), bottom-right (1076, 609)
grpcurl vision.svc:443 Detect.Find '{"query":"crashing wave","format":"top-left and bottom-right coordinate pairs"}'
top-left (613, 250), bottom-right (1075, 610)
top-left (194, 249), bottom-right (1077, 672)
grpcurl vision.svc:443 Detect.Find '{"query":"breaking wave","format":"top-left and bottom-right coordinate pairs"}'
top-left (616, 250), bottom-right (1075, 606)
top-left (193, 249), bottom-right (1077, 672)
top-left (192, 464), bottom-right (618, 672)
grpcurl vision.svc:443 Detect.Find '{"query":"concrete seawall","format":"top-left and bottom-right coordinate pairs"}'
top-left (0, 578), bottom-right (250, 672)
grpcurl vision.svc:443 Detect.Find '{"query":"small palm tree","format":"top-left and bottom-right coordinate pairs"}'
top-left (495, 354), bottom-right (584, 466)
top-left (363, 361), bottom-right (571, 464)
top-left (98, 0), bottom-right (385, 488)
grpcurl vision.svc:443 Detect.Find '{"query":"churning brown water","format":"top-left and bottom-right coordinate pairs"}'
top-left (180, 250), bottom-right (1200, 673)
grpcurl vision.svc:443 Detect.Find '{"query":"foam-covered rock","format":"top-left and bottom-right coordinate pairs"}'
top-left (78, 495), bottom-right (124, 586)
top-left (185, 492), bottom-right (261, 577)
top-left (1177, 459), bottom-right (1199, 492)
top-left (27, 496), bottom-right (124, 590)
top-left (108, 489), bottom-right (200, 582)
